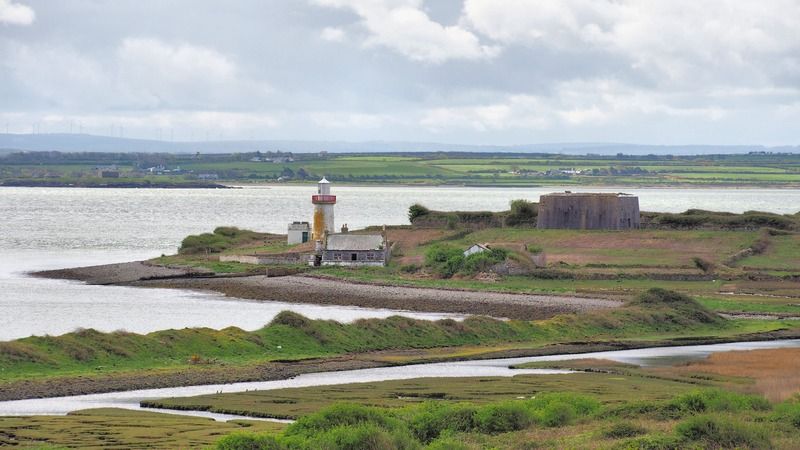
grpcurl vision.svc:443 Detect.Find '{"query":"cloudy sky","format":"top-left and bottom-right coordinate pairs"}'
top-left (1, 0), bottom-right (798, 145)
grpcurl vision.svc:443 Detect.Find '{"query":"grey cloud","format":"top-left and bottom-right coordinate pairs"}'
top-left (0, 0), bottom-right (797, 145)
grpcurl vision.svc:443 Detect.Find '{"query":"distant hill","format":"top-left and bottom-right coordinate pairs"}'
top-left (0, 133), bottom-right (796, 155)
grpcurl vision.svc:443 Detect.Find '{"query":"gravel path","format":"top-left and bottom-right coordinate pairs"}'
top-left (33, 261), bottom-right (208, 284)
top-left (133, 274), bottom-right (622, 320)
top-left (35, 261), bottom-right (622, 320)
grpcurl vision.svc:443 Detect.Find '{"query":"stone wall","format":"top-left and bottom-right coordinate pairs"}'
top-left (219, 253), bottom-right (308, 265)
top-left (536, 193), bottom-right (640, 230)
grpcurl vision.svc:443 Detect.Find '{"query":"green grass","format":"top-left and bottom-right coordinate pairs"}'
top-left (195, 384), bottom-right (800, 449)
top-left (4, 153), bottom-right (800, 187)
top-left (0, 408), bottom-right (285, 449)
top-left (0, 290), bottom-right (788, 383)
top-left (737, 234), bottom-right (800, 270)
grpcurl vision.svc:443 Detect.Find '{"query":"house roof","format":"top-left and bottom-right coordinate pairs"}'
top-left (326, 234), bottom-right (384, 251)
top-left (319, 177), bottom-right (330, 184)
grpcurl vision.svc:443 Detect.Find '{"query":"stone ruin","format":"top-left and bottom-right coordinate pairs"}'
top-left (536, 192), bottom-right (640, 230)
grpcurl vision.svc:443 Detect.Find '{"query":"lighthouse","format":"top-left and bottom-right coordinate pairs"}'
top-left (312, 177), bottom-right (336, 240)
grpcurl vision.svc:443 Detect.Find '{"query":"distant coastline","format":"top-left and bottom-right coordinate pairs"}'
top-left (0, 179), bottom-right (230, 189)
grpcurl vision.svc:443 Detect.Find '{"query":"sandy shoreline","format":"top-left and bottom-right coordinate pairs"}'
top-left (34, 261), bottom-right (622, 320)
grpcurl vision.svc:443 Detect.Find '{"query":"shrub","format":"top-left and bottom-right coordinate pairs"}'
top-left (475, 402), bottom-right (533, 433)
top-left (408, 204), bottom-right (430, 222)
top-left (505, 199), bottom-right (538, 227)
top-left (773, 401), bottom-right (800, 428)
top-left (527, 245), bottom-right (543, 254)
top-left (538, 401), bottom-right (575, 427)
top-left (409, 403), bottom-right (478, 443)
top-left (285, 404), bottom-right (400, 438)
top-left (624, 433), bottom-right (685, 450)
top-left (692, 256), bottom-right (714, 273)
top-left (461, 248), bottom-right (508, 274)
top-left (602, 421), bottom-right (647, 439)
top-left (425, 436), bottom-right (469, 450)
top-left (308, 424), bottom-right (418, 450)
top-left (528, 392), bottom-right (601, 417)
top-left (215, 432), bottom-right (283, 450)
top-left (400, 264), bottom-right (420, 273)
top-left (676, 415), bottom-right (772, 449)
top-left (668, 390), bottom-right (771, 416)
top-left (425, 245), bottom-right (508, 277)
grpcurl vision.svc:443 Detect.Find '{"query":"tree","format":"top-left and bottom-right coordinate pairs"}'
top-left (281, 167), bottom-right (295, 178)
top-left (408, 203), bottom-right (431, 222)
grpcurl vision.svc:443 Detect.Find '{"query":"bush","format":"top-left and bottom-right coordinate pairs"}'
top-left (624, 433), bottom-right (685, 450)
top-left (215, 433), bottom-right (283, 450)
top-left (424, 245), bottom-right (508, 278)
top-left (527, 393), bottom-right (600, 427)
top-left (773, 401), bottom-right (800, 428)
top-left (285, 404), bottom-right (401, 438)
top-left (676, 415), bottom-right (772, 449)
top-left (400, 264), bottom-right (420, 273)
top-left (505, 199), bottom-right (538, 227)
top-left (408, 204), bottom-right (430, 222)
top-left (409, 403), bottom-right (478, 443)
top-left (308, 424), bottom-right (418, 450)
top-left (425, 436), bottom-right (469, 450)
top-left (668, 390), bottom-right (771, 416)
top-left (692, 256), bottom-right (714, 273)
top-left (602, 421), bottom-right (647, 439)
top-left (461, 248), bottom-right (508, 274)
top-left (475, 402), bottom-right (532, 434)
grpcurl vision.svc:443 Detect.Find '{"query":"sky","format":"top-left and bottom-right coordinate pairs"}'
top-left (0, 0), bottom-right (799, 146)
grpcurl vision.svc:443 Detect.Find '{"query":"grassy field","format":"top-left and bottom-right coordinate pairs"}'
top-left (0, 408), bottom-right (286, 449)
top-left (141, 348), bottom-right (800, 449)
top-left (8, 349), bottom-right (800, 448)
top-left (3, 152), bottom-right (800, 187)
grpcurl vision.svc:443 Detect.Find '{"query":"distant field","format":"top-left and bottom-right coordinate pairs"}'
top-left (3, 152), bottom-right (799, 186)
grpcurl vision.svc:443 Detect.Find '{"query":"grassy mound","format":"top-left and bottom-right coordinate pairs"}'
top-left (179, 226), bottom-right (272, 254)
top-left (0, 289), bottom-right (734, 381)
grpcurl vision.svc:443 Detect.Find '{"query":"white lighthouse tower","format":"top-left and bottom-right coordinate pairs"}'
top-left (312, 177), bottom-right (336, 240)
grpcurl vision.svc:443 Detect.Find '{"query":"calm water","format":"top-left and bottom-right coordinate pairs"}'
top-left (1, 339), bottom-right (797, 420)
top-left (1, 186), bottom-right (799, 340)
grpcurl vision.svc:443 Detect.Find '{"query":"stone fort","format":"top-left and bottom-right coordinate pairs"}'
top-left (537, 192), bottom-right (640, 230)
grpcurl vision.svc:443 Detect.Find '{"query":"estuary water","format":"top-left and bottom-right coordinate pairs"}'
top-left (0, 339), bottom-right (797, 421)
top-left (1, 185), bottom-right (799, 340)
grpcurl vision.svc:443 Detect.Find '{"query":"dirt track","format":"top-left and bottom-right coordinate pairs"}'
top-left (131, 274), bottom-right (621, 320)
top-left (36, 261), bottom-right (622, 320)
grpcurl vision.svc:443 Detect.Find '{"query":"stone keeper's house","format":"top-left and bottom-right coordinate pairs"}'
top-left (321, 233), bottom-right (389, 266)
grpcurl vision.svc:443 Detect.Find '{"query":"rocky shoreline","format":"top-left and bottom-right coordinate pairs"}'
top-left (34, 261), bottom-right (622, 320)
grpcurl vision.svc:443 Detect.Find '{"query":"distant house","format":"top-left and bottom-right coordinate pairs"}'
top-left (464, 243), bottom-right (490, 257)
top-left (197, 173), bottom-right (219, 180)
top-left (321, 233), bottom-right (389, 266)
top-left (94, 166), bottom-right (119, 178)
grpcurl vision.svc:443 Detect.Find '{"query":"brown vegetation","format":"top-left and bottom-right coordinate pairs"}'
top-left (668, 348), bottom-right (800, 401)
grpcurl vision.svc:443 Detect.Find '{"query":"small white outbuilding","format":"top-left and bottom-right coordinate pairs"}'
top-left (464, 243), bottom-right (490, 257)
top-left (287, 221), bottom-right (311, 244)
